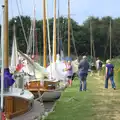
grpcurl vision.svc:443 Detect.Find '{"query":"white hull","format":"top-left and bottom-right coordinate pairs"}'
top-left (42, 85), bottom-right (66, 101)
top-left (0, 88), bottom-right (34, 100)
top-left (42, 91), bottom-right (61, 101)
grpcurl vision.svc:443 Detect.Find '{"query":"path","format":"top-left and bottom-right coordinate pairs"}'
top-left (45, 74), bottom-right (120, 120)
top-left (91, 74), bottom-right (120, 120)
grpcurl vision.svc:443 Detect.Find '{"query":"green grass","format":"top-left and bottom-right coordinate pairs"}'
top-left (45, 74), bottom-right (120, 120)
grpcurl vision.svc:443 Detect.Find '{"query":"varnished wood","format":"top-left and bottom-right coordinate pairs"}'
top-left (25, 80), bottom-right (59, 94)
top-left (68, 0), bottom-right (71, 57)
top-left (43, 0), bottom-right (47, 67)
top-left (53, 0), bottom-right (57, 62)
top-left (4, 96), bottom-right (32, 119)
top-left (4, 0), bottom-right (9, 67)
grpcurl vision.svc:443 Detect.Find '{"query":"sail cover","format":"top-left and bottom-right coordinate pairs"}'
top-left (10, 31), bottom-right (19, 72)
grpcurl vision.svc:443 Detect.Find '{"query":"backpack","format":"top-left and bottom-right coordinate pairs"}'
top-left (99, 61), bottom-right (102, 68)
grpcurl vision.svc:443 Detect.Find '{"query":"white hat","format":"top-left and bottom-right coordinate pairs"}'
top-left (106, 59), bottom-right (111, 64)
top-left (83, 56), bottom-right (87, 59)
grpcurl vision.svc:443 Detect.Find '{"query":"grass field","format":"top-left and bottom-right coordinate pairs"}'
top-left (44, 70), bottom-right (120, 120)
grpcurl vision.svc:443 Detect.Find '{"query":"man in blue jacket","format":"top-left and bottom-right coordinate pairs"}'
top-left (78, 56), bottom-right (89, 91)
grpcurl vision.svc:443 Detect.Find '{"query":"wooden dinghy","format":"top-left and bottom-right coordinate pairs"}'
top-left (0, 88), bottom-right (34, 119)
top-left (25, 79), bottom-right (63, 101)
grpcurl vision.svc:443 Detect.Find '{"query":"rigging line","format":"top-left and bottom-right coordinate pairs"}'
top-left (27, 21), bottom-right (33, 54)
top-left (46, 0), bottom-right (52, 79)
top-left (27, 1), bottom-right (35, 54)
top-left (27, 0), bottom-right (36, 55)
top-left (32, 0), bottom-right (36, 56)
top-left (19, 0), bottom-right (23, 15)
top-left (16, 0), bottom-right (28, 47)
top-left (34, 1), bottom-right (38, 58)
top-left (10, 0), bottom-right (14, 18)
top-left (61, 16), bottom-right (67, 55)
top-left (71, 22), bottom-right (78, 57)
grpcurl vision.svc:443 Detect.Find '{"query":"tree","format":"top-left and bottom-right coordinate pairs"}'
top-left (1, 15), bottom-right (120, 59)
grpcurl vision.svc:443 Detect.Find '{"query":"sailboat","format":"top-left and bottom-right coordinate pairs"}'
top-left (46, 0), bottom-right (75, 81)
top-left (0, 1), bottom-right (44, 119)
top-left (21, 0), bottom-right (63, 101)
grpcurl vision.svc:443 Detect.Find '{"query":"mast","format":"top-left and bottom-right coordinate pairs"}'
top-left (53, 0), bottom-right (57, 62)
top-left (4, 0), bottom-right (9, 68)
top-left (109, 19), bottom-right (112, 60)
top-left (43, 0), bottom-right (47, 67)
top-left (57, 0), bottom-right (60, 54)
top-left (1, 4), bottom-right (5, 115)
top-left (32, 4), bottom-right (35, 58)
top-left (90, 20), bottom-right (93, 58)
top-left (68, 0), bottom-right (71, 57)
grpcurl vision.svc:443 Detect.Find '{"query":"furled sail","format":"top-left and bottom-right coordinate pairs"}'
top-left (10, 25), bottom-right (19, 72)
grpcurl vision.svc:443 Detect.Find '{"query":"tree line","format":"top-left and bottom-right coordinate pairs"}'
top-left (0, 16), bottom-right (120, 59)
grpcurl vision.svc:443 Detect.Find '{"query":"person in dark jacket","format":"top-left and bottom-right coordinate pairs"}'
top-left (78, 56), bottom-right (89, 91)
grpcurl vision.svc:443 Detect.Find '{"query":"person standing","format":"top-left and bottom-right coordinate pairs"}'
top-left (105, 59), bottom-right (116, 90)
top-left (78, 56), bottom-right (89, 91)
top-left (96, 57), bottom-right (103, 76)
top-left (64, 61), bottom-right (73, 87)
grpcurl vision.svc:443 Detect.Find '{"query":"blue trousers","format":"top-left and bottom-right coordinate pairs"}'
top-left (105, 75), bottom-right (116, 88)
top-left (79, 74), bottom-right (87, 91)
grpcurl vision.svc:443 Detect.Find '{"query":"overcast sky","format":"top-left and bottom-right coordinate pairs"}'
top-left (0, 0), bottom-right (120, 24)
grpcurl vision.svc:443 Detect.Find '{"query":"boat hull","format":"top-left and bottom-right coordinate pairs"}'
top-left (0, 88), bottom-right (34, 119)
top-left (4, 96), bottom-right (33, 119)
top-left (25, 80), bottom-right (65, 101)
top-left (42, 84), bottom-right (66, 101)
top-left (42, 91), bottom-right (61, 101)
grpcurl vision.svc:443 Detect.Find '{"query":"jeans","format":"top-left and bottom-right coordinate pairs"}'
top-left (105, 75), bottom-right (116, 88)
top-left (79, 73), bottom-right (87, 91)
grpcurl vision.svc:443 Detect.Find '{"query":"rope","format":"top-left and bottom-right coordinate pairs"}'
top-left (10, 0), bottom-right (14, 18)
top-left (27, 21), bottom-right (33, 54)
top-left (71, 22), bottom-right (78, 57)
top-left (26, 1), bottom-right (36, 54)
top-left (32, 0), bottom-right (36, 56)
top-left (19, 0), bottom-right (23, 15)
top-left (16, 0), bottom-right (28, 47)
